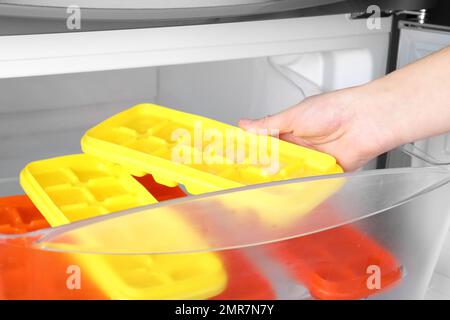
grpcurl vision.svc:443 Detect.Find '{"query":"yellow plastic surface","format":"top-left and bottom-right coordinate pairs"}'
top-left (82, 103), bottom-right (343, 195)
top-left (221, 177), bottom-right (345, 227)
top-left (20, 154), bottom-right (157, 226)
top-left (20, 154), bottom-right (227, 299)
top-left (79, 252), bottom-right (226, 300)
top-left (73, 210), bottom-right (227, 300)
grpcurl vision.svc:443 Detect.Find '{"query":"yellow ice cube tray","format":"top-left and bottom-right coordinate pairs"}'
top-left (19, 154), bottom-right (227, 299)
top-left (73, 209), bottom-right (227, 300)
top-left (220, 176), bottom-right (345, 227)
top-left (81, 103), bottom-right (343, 194)
top-left (79, 251), bottom-right (227, 300)
top-left (19, 154), bottom-right (157, 225)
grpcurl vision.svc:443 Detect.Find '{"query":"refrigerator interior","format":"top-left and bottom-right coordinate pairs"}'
top-left (5, 13), bottom-right (449, 299)
top-left (0, 14), bottom-right (392, 182)
top-left (0, 47), bottom-right (389, 183)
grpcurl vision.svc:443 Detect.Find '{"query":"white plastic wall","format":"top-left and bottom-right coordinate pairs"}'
top-left (157, 48), bottom-right (386, 125)
top-left (0, 68), bottom-right (158, 178)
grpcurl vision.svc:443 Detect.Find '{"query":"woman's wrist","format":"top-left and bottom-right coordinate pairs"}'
top-left (332, 83), bottom-right (404, 163)
top-left (357, 78), bottom-right (416, 152)
top-left (364, 46), bottom-right (450, 148)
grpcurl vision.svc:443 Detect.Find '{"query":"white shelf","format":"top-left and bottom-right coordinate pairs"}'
top-left (0, 14), bottom-right (391, 78)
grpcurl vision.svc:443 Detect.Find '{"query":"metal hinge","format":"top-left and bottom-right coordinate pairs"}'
top-left (395, 9), bottom-right (427, 24)
top-left (349, 8), bottom-right (428, 24)
top-left (347, 10), bottom-right (393, 20)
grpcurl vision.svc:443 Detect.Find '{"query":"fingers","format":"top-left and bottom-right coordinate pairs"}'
top-left (239, 108), bottom-right (295, 134)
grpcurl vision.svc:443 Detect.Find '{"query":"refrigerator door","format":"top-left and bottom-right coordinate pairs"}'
top-left (388, 21), bottom-right (450, 299)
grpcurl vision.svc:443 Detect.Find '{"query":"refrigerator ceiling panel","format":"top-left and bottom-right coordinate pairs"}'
top-left (0, 0), bottom-right (437, 35)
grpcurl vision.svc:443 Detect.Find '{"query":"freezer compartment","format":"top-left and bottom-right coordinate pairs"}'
top-left (0, 17), bottom-right (429, 299)
top-left (0, 43), bottom-right (389, 180)
top-left (1, 146), bottom-right (450, 300)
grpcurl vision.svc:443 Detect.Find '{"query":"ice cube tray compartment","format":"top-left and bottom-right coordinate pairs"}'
top-left (268, 224), bottom-right (402, 300)
top-left (0, 195), bottom-right (50, 234)
top-left (19, 154), bottom-right (158, 226)
top-left (82, 103), bottom-right (343, 194)
top-left (70, 208), bottom-right (229, 300)
top-left (76, 250), bottom-right (227, 300)
top-left (0, 195), bottom-right (108, 299)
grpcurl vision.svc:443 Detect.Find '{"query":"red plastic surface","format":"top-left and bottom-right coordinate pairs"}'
top-left (212, 250), bottom-right (275, 300)
top-left (135, 177), bottom-right (402, 300)
top-left (0, 195), bottom-right (105, 299)
top-left (1, 191), bottom-right (274, 300)
top-left (134, 177), bottom-right (275, 300)
top-left (134, 174), bottom-right (187, 201)
top-left (0, 195), bottom-right (50, 234)
top-left (268, 223), bottom-right (402, 300)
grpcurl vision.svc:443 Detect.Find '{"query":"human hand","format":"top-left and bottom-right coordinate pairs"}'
top-left (239, 86), bottom-right (399, 171)
top-left (240, 46), bottom-right (450, 171)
